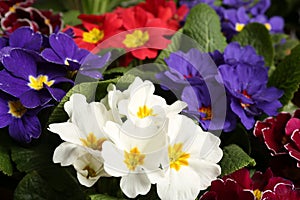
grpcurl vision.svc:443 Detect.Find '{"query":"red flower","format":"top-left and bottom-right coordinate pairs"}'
top-left (0, 0), bottom-right (34, 17)
top-left (262, 183), bottom-right (300, 200)
top-left (137, 0), bottom-right (189, 30)
top-left (113, 6), bottom-right (172, 60)
top-left (284, 111), bottom-right (300, 167)
top-left (65, 12), bottom-right (123, 51)
top-left (254, 112), bottom-right (291, 155)
top-left (1, 6), bottom-right (62, 35)
top-left (200, 168), bottom-right (297, 200)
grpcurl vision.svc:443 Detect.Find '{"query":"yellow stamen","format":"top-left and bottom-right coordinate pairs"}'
top-left (235, 23), bottom-right (245, 32)
top-left (44, 19), bottom-right (50, 25)
top-left (264, 23), bottom-right (271, 31)
top-left (9, 6), bottom-right (16, 13)
top-left (136, 105), bottom-right (155, 119)
top-left (80, 133), bottom-right (106, 151)
top-left (28, 75), bottom-right (54, 91)
top-left (124, 147), bottom-right (145, 171)
top-left (82, 28), bottom-right (104, 44)
top-left (169, 143), bottom-right (190, 171)
top-left (123, 30), bottom-right (149, 48)
top-left (253, 189), bottom-right (262, 200)
top-left (8, 100), bottom-right (27, 118)
top-left (199, 106), bottom-right (212, 120)
top-left (83, 166), bottom-right (97, 178)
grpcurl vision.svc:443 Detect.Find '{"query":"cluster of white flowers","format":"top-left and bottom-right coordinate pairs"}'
top-left (48, 77), bottom-right (223, 200)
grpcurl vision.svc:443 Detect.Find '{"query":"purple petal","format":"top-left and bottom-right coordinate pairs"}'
top-left (269, 16), bottom-right (284, 33)
top-left (9, 27), bottom-right (42, 52)
top-left (231, 99), bottom-right (255, 129)
top-left (9, 115), bottom-right (41, 143)
top-left (45, 87), bottom-right (65, 102)
top-left (3, 49), bottom-right (37, 79)
top-left (19, 90), bottom-right (51, 108)
top-left (41, 48), bottom-right (63, 64)
top-left (79, 70), bottom-right (103, 79)
top-left (0, 113), bottom-right (12, 128)
top-left (0, 70), bottom-right (30, 97)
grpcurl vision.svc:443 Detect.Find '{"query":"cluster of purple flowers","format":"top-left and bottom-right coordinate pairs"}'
top-left (180, 0), bottom-right (284, 39)
top-left (157, 42), bottom-right (282, 132)
top-left (0, 27), bottom-right (110, 143)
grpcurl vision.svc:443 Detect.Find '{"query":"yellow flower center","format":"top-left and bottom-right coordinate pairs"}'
top-left (124, 147), bottom-right (145, 171)
top-left (264, 23), bottom-right (271, 31)
top-left (80, 133), bottom-right (106, 151)
top-left (83, 166), bottom-right (97, 178)
top-left (8, 100), bottom-right (27, 118)
top-left (253, 189), bottom-right (262, 200)
top-left (235, 23), bottom-right (245, 32)
top-left (44, 19), bottom-right (50, 25)
top-left (169, 143), bottom-right (190, 171)
top-left (82, 28), bottom-right (104, 44)
top-left (28, 75), bottom-right (54, 91)
top-left (136, 105), bottom-right (155, 119)
top-left (199, 106), bottom-right (212, 120)
top-left (123, 30), bottom-right (149, 48)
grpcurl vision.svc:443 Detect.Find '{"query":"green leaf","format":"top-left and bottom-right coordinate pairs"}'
top-left (183, 4), bottom-right (227, 52)
top-left (90, 194), bottom-right (126, 200)
top-left (63, 10), bottom-right (81, 26)
top-left (14, 171), bottom-right (55, 200)
top-left (48, 79), bottom-right (118, 124)
top-left (281, 101), bottom-right (299, 114)
top-left (0, 132), bottom-right (13, 176)
top-left (219, 144), bottom-right (256, 176)
top-left (155, 29), bottom-right (183, 65)
top-left (268, 45), bottom-right (300, 106)
top-left (0, 145), bottom-right (13, 176)
top-left (233, 23), bottom-right (274, 67)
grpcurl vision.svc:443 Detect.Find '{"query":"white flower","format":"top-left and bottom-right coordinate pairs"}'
top-left (155, 115), bottom-right (223, 200)
top-left (53, 142), bottom-right (106, 187)
top-left (101, 121), bottom-right (169, 198)
top-left (117, 77), bottom-right (186, 139)
top-left (48, 93), bottom-right (112, 187)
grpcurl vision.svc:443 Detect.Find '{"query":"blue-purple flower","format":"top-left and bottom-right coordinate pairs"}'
top-left (41, 32), bottom-right (111, 79)
top-left (250, 15), bottom-right (284, 34)
top-left (0, 92), bottom-right (42, 143)
top-left (182, 84), bottom-right (236, 131)
top-left (219, 63), bottom-right (283, 129)
top-left (180, 0), bottom-right (215, 8)
top-left (156, 48), bottom-right (217, 93)
top-left (0, 49), bottom-right (72, 108)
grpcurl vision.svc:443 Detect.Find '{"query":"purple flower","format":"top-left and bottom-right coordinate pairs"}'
top-left (0, 49), bottom-right (72, 108)
top-left (179, 0), bottom-right (215, 8)
top-left (223, 42), bottom-right (265, 67)
top-left (220, 7), bottom-right (249, 39)
top-left (219, 63), bottom-right (283, 129)
top-left (41, 32), bottom-right (90, 71)
top-left (250, 0), bottom-right (270, 16)
top-left (182, 84), bottom-right (236, 131)
top-left (251, 15), bottom-right (285, 34)
top-left (222, 0), bottom-right (253, 8)
top-left (0, 92), bottom-right (42, 143)
top-left (156, 48), bottom-right (217, 94)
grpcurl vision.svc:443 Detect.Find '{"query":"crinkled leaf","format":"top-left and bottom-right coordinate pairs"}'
top-left (220, 144), bottom-right (256, 176)
top-left (233, 23), bottom-right (274, 67)
top-left (268, 45), bottom-right (300, 106)
top-left (48, 78), bottom-right (118, 124)
top-left (183, 4), bottom-right (227, 52)
top-left (155, 28), bottom-right (183, 65)
top-left (90, 194), bottom-right (125, 200)
top-left (0, 145), bottom-right (13, 176)
top-left (14, 171), bottom-right (55, 200)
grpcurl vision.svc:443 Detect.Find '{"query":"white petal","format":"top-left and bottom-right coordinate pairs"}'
top-left (102, 141), bottom-right (128, 177)
top-left (165, 100), bottom-right (187, 117)
top-left (189, 159), bottom-right (221, 190)
top-left (64, 93), bottom-right (87, 117)
top-left (157, 167), bottom-right (201, 200)
top-left (53, 142), bottom-right (86, 166)
top-left (73, 153), bottom-right (104, 187)
top-left (120, 173), bottom-right (151, 198)
top-left (48, 122), bottom-right (82, 145)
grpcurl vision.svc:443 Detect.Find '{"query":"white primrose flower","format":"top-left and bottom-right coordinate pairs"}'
top-left (101, 121), bottom-right (169, 198)
top-left (48, 93), bottom-right (112, 186)
top-left (53, 142), bottom-right (106, 187)
top-left (118, 77), bottom-right (186, 133)
top-left (155, 115), bottom-right (223, 200)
